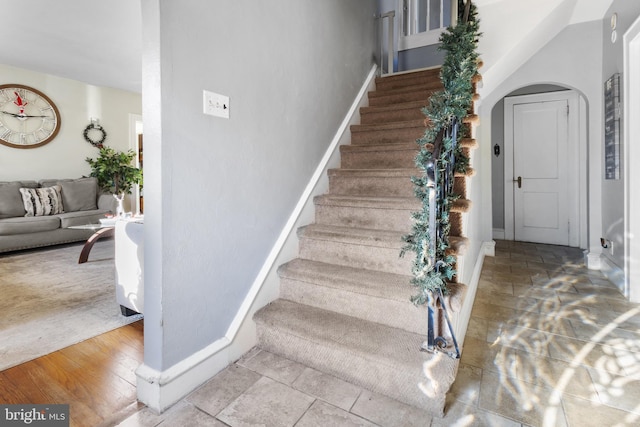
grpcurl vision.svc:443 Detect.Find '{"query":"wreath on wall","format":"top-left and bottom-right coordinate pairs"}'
top-left (83, 122), bottom-right (107, 148)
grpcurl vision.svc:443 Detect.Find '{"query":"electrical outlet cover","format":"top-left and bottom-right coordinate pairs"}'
top-left (203, 90), bottom-right (229, 118)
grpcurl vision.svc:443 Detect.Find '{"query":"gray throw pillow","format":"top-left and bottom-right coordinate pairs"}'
top-left (58, 178), bottom-right (98, 212)
top-left (0, 182), bottom-right (26, 218)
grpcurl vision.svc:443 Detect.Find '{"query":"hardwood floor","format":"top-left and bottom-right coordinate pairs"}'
top-left (0, 321), bottom-right (144, 427)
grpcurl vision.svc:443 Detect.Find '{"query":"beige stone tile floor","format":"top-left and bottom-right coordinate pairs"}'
top-left (118, 240), bottom-right (640, 426)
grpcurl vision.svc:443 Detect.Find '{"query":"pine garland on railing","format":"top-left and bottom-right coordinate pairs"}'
top-left (401, 0), bottom-right (481, 304)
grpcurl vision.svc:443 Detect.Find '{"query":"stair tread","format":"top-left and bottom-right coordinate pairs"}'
top-left (315, 194), bottom-right (471, 213)
top-left (279, 258), bottom-right (414, 302)
top-left (360, 100), bottom-right (427, 114)
top-left (315, 194), bottom-right (419, 210)
top-left (299, 223), bottom-right (405, 249)
top-left (375, 68), bottom-right (441, 86)
top-left (448, 235), bottom-right (469, 254)
top-left (255, 299), bottom-right (433, 366)
top-left (458, 167), bottom-right (474, 177)
top-left (374, 79), bottom-right (440, 92)
top-left (298, 223), bottom-right (468, 254)
top-left (255, 298), bottom-right (459, 415)
top-left (328, 168), bottom-right (417, 177)
top-left (340, 142), bottom-right (418, 152)
top-left (280, 258), bottom-right (468, 315)
top-left (351, 119), bottom-right (426, 132)
top-left (460, 138), bottom-right (478, 149)
top-left (369, 83), bottom-right (442, 99)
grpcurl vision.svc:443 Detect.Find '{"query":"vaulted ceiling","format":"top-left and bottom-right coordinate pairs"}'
top-left (475, 0), bottom-right (612, 23)
top-left (475, 0), bottom-right (613, 93)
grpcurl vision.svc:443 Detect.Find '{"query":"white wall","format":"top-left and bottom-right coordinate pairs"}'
top-left (600, 1), bottom-right (640, 272)
top-left (0, 64), bottom-right (141, 181)
top-left (624, 15), bottom-right (640, 301)
top-left (478, 21), bottom-right (604, 261)
top-left (139, 0), bottom-right (377, 409)
top-left (477, 0), bottom-right (577, 96)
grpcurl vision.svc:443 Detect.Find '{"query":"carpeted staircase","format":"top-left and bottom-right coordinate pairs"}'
top-left (253, 67), bottom-right (475, 416)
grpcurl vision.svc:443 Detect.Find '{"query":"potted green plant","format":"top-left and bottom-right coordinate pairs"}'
top-left (86, 147), bottom-right (143, 216)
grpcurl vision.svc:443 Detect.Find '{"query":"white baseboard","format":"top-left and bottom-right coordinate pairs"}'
top-left (136, 64), bottom-right (379, 413)
top-left (454, 240), bottom-right (495, 347)
top-left (492, 228), bottom-right (505, 240)
top-left (585, 251), bottom-right (602, 270)
top-left (136, 337), bottom-right (231, 412)
top-left (484, 239), bottom-right (496, 257)
top-left (600, 255), bottom-right (626, 297)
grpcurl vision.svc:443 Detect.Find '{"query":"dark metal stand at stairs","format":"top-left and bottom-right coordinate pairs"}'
top-left (420, 119), bottom-right (461, 359)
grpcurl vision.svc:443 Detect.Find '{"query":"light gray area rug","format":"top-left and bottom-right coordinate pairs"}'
top-left (0, 239), bottom-right (142, 371)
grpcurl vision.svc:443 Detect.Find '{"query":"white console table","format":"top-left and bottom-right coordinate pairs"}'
top-left (115, 218), bottom-right (144, 316)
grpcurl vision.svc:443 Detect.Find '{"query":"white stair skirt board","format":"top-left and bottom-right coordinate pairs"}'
top-left (600, 255), bottom-right (625, 297)
top-left (135, 64), bottom-right (379, 413)
top-left (454, 240), bottom-right (495, 347)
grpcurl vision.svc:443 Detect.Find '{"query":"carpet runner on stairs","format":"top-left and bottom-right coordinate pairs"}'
top-left (253, 68), bottom-right (474, 416)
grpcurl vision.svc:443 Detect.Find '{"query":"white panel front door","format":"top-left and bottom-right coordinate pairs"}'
top-left (510, 98), bottom-right (569, 245)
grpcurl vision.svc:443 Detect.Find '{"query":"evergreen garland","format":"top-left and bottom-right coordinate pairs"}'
top-left (401, 1), bottom-right (481, 304)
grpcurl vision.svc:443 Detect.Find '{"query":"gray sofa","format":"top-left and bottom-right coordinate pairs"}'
top-left (0, 177), bottom-right (115, 253)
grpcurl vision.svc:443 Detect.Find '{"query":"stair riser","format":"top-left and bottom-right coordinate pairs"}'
top-left (376, 78), bottom-right (441, 92)
top-left (256, 326), bottom-right (449, 415)
top-left (280, 278), bottom-right (426, 335)
top-left (298, 236), bottom-right (411, 275)
top-left (375, 71), bottom-right (441, 91)
top-left (340, 148), bottom-right (417, 169)
top-left (450, 212), bottom-right (463, 236)
top-left (360, 107), bottom-right (425, 125)
top-left (370, 82), bottom-right (442, 100)
top-left (368, 91), bottom-right (434, 107)
top-left (315, 203), bottom-right (414, 232)
top-left (351, 126), bottom-right (424, 145)
top-left (329, 175), bottom-right (414, 197)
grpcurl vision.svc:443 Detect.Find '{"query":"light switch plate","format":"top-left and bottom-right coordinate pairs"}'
top-left (203, 90), bottom-right (229, 118)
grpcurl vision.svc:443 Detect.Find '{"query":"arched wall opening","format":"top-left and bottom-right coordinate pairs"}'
top-left (490, 83), bottom-right (589, 249)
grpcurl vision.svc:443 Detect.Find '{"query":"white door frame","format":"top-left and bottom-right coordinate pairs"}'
top-left (624, 18), bottom-right (640, 302)
top-left (129, 113), bottom-right (143, 215)
top-left (504, 91), bottom-right (581, 246)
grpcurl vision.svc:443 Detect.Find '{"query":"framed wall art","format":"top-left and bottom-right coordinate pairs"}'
top-left (604, 73), bottom-right (621, 180)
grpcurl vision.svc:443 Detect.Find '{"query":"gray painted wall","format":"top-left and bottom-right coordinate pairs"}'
top-left (601, 1), bottom-right (640, 268)
top-left (481, 20), bottom-right (603, 255)
top-left (398, 45), bottom-right (445, 71)
top-left (142, 0), bottom-right (377, 370)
